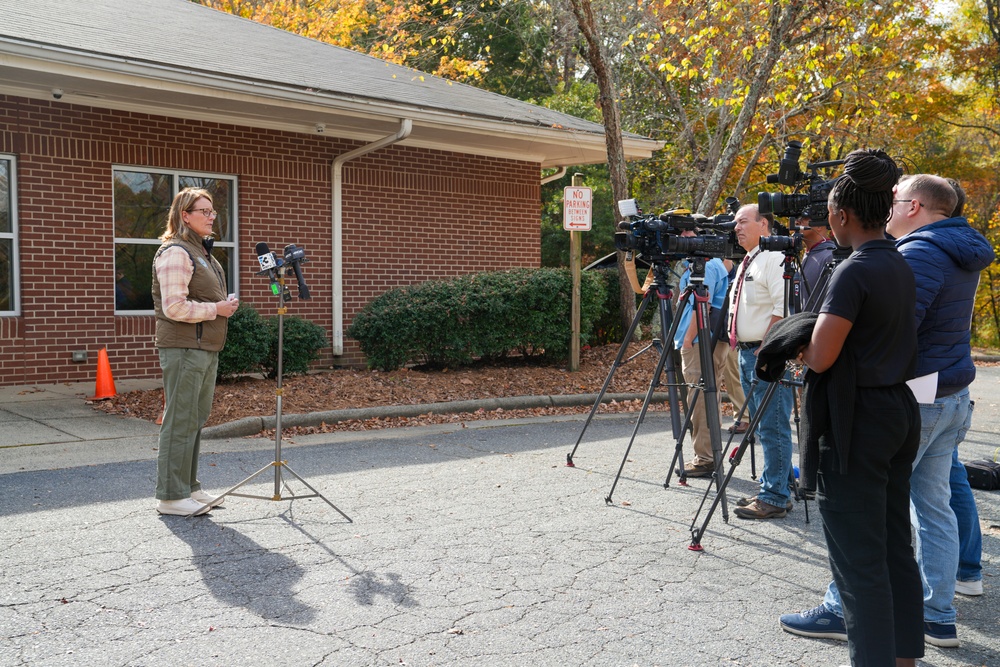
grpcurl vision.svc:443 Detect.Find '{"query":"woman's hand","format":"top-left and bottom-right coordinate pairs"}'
top-left (216, 297), bottom-right (238, 318)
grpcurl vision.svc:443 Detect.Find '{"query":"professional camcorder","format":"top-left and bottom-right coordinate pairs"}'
top-left (614, 197), bottom-right (747, 263)
top-left (757, 141), bottom-right (845, 226)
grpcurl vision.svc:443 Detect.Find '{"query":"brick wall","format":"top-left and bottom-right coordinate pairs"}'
top-left (0, 95), bottom-right (541, 386)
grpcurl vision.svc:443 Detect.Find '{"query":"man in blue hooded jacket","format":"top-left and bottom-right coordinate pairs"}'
top-left (779, 174), bottom-right (995, 648)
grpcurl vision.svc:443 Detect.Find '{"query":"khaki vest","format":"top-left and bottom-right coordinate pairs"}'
top-left (151, 237), bottom-right (229, 351)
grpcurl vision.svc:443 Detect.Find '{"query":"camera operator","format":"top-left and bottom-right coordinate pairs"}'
top-left (794, 215), bottom-right (836, 312)
top-left (780, 173), bottom-right (994, 651)
top-left (673, 229), bottom-right (730, 477)
top-left (728, 204), bottom-right (795, 520)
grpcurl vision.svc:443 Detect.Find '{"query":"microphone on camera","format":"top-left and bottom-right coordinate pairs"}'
top-left (254, 242), bottom-right (281, 295)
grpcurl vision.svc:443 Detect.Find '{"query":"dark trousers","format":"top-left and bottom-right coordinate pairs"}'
top-left (817, 385), bottom-right (923, 667)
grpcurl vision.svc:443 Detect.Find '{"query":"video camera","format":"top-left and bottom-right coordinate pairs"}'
top-left (614, 197), bottom-right (746, 263)
top-left (757, 141), bottom-right (845, 227)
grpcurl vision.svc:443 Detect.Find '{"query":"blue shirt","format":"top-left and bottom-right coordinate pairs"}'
top-left (673, 258), bottom-right (730, 350)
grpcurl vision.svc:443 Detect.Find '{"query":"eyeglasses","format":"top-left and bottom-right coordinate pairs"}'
top-left (892, 199), bottom-right (924, 207)
top-left (188, 208), bottom-right (218, 218)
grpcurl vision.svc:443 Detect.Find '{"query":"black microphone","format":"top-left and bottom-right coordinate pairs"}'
top-left (283, 244), bottom-right (311, 300)
top-left (255, 242), bottom-right (281, 295)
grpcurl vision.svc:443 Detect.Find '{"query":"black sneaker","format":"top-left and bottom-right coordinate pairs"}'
top-left (924, 621), bottom-right (959, 648)
top-left (779, 604), bottom-right (847, 641)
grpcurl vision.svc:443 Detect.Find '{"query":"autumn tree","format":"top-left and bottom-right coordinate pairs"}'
top-left (620, 0), bottom-right (948, 215)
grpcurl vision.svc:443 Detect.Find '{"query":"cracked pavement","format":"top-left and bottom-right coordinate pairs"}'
top-left (2, 374), bottom-right (1000, 666)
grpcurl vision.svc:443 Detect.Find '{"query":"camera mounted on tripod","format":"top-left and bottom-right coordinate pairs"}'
top-left (614, 197), bottom-right (746, 263)
top-left (757, 140), bottom-right (845, 227)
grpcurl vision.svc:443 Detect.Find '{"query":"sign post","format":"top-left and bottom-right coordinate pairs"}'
top-left (564, 177), bottom-right (591, 372)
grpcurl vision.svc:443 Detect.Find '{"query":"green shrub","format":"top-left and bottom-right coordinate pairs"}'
top-left (263, 315), bottom-right (329, 378)
top-left (217, 303), bottom-right (270, 379)
top-left (348, 268), bottom-right (607, 371)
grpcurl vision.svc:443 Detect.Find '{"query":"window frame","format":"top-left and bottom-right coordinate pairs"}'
top-left (112, 166), bottom-right (239, 315)
top-left (0, 153), bottom-right (19, 316)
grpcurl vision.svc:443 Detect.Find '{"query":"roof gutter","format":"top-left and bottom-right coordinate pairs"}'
top-left (540, 166), bottom-right (568, 185)
top-left (331, 118), bottom-right (413, 356)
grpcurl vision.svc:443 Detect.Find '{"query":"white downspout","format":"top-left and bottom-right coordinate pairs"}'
top-left (331, 118), bottom-right (412, 356)
top-left (540, 166), bottom-right (568, 185)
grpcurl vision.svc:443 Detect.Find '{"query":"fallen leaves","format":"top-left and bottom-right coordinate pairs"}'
top-left (95, 343), bottom-right (736, 434)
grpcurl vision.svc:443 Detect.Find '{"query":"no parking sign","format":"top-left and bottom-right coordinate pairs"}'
top-left (563, 186), bottom-right (592, 231)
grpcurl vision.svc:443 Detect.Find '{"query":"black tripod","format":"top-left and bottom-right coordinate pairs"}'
top-left (688, 247), bottom-right (809, 549)
top-left (216, 264), bottom-right (351, 521)
top-left (565, 260), bottom-right (688, 503)
top-left (660, 258), bottom-right (732, 515)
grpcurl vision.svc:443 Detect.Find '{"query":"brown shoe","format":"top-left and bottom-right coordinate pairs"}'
top-left (728, 421), bottom-right (749, 434)
top-left (734, 498), bottom-right (788, 520)
top-left (677, 461), bottom-right (715, 478)
top-left (737, 495), bottom-right (793, 511)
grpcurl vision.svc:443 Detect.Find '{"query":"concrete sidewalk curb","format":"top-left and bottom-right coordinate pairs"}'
top-left (201, 391), bottom-right (684, 439)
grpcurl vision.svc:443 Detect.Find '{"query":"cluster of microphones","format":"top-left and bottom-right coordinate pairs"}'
top-left (255, 241), bottom-right (311, 300)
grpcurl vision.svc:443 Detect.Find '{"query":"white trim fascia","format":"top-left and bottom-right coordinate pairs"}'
top-left (0, 39), bottom-right (662, 161)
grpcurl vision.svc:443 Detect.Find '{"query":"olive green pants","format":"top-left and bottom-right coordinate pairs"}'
top-left (155, 347), bottom-right (218, 500)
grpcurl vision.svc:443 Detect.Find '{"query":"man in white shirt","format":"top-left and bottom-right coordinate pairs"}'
top-left (727, 204), bottom-right (794, 520)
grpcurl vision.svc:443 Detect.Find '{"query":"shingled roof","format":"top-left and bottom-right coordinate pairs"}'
top-left (0, 0), bottom-right (661, 166)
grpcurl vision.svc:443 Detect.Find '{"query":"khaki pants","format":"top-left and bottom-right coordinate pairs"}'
top-left (156, 347), bottom-right (219, 500)
top-left (680, 341), bottom-right (729, 465)
top-left (724, 344), bottom-right (745, 416)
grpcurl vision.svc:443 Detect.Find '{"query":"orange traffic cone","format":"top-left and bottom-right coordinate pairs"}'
top-left (89, 347), bottom-right (117, 400)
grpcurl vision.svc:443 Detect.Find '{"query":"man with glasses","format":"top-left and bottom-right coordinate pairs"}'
top-left (728, 204), bottom-right (795, 520)
top-left (779, 174), bottom-right (994, 648)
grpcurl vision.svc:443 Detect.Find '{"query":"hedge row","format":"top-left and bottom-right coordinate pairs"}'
top-left (217, 303), bottom-right (328, 380)
top-left (348, 268), bottom-right (608, 371)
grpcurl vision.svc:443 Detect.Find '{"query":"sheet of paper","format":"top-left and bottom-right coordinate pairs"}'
top-left (906, 372), bottom-right (938, 404)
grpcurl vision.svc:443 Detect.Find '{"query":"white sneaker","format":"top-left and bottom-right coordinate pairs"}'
top-left (955, 579), bottom-right (983, 596)
top-left (156, 497), bottom-right (210, 516)
top-left (191, 489), bottom-right (225, 508)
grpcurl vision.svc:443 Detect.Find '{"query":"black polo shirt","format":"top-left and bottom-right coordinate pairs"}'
top-left (819, 239), bottom-right (917, 387)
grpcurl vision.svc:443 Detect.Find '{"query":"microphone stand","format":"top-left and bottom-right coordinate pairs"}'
top-left (215, 266), bottom-right (351, 521)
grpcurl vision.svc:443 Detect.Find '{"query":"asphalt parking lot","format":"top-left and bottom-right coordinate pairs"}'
top-left (1, 370), bottom-right (998, 666)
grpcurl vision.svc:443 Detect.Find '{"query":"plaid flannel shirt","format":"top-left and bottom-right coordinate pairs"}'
top-left (154, 246), bottom-right (219, 323)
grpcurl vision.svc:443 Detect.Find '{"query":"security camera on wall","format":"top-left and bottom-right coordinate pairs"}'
top-left (51, 88), bottom-right (63, 100)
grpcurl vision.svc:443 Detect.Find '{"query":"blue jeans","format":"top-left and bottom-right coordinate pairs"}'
top-left (952, 430), bottom-right (983, 582)
top-left (823, 389), bottom-right (975, 624)
top-left (738, 346), bottom-right (793, 506)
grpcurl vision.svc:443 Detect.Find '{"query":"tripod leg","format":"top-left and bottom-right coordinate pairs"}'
top-left (279, 462), bottom-right (353, 522)
top-left (689, 379), bottom-right (776, 550)
top-left (567, 289), bottom-right (655, 466)
top-left (604, 331), bottom-right (678, 505)
top-left (664, 386), bottom-right (699, 488)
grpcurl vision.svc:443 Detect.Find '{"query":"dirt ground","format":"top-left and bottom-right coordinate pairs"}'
top-left (95, 343), bottom-right (736, 435)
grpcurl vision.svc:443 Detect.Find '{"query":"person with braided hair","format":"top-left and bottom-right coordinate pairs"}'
top-left (781, 150), bottom-right (924, 667)
top-left (781, 173), bottom-right (995, 656)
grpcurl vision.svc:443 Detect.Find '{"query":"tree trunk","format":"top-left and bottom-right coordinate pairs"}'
top-left (567, 0), bottom-right (637, 335)
top-left (696, 0), bottom-right (804, 214)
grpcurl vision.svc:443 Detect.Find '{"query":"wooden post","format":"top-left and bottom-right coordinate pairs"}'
top-left (569, 173), bottom-right (583, 372)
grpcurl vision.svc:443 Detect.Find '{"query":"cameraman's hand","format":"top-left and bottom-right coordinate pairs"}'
top-left (216, 298), bottom-right (239, 318)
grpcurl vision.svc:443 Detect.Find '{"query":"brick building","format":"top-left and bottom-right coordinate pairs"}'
top-left (0, 0), bottom-right (659, 386)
